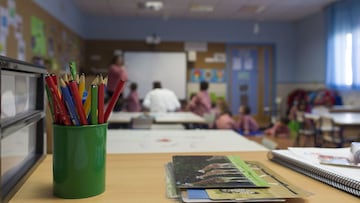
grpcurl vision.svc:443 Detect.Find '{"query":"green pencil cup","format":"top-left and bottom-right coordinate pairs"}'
top-left (53, 123), bottom-right (107, 199)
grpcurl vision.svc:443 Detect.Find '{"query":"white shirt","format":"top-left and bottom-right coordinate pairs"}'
top-left (143, 88), bottom-right (181, 113)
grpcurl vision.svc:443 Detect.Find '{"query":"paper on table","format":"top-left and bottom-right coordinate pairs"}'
top-left (286, 147), bottom-right (360, 182)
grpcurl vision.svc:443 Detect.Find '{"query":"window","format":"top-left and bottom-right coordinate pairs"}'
top-left (344, 33), bottom-right (352, 86)
top-left (326, 0), bottom-right (360, 90)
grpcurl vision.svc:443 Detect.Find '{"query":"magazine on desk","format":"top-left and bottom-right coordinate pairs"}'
top-left (268, 147), bottom-right (360, 197)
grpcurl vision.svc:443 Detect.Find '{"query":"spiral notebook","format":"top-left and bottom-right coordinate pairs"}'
top-left (268, 147), bottom-right (360, 197)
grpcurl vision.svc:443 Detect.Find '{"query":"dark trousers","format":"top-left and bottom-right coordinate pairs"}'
top-left (106, 91), bottom-right (123, 112)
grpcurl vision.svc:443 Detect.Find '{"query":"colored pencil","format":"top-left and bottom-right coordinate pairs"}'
top-left (103, 76), bottom-right (108, 86)
top-left (60, 79), bottom-right (80, 125)
top-left (68, 80), bottom-right (88, 125)
top-left (104, 80), bottom-right (126, 122)
top-left (79, 73), bottom-right (85, 100)
top-left (45, 85), bottom-right (55, 121)
top-left (69, 61), bottom-right (77, 81)
top-left (63, 73), bottom-right (69, 84)
top-left (98, 76), bottom-right (105, 124)
top-left (76, 74), bottom-right (80, 84)
top-left (83, 76), bottom-right (99, 117)
top-left (50, 74), bottom-right (60, 123)
top-left (45, 76), bottom-right (71, 125)
top-left (91, 84), bottom-right (98, 125)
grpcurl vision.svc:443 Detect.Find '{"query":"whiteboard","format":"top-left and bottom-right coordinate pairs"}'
top-left (123, 52), bottom-right (186, 99)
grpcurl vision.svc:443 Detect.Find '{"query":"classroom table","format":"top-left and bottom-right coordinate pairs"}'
top-left (10, 152), bottom-right (359, 203)
top-left (305, 112), bottom-right (360, 126)
top-left (107, 129), bottom-right (268, 153)
top-left (329, 105), bottom-right (360, 113)
top-left (108, 112), bottom-right (206, 124)
top-left (150, 124), bottom-right (185, 130)
top-left (304, 112), bottom-right (360, 146)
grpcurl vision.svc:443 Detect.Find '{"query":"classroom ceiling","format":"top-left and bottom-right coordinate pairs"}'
top-left (74, 0), bottom-right (337, 22)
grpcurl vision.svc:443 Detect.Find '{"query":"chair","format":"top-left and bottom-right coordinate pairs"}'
top-left (295, 113), bottom-right (317, 147)
top-left (319, 116), bottom-right (359, 147)
top-left (130, 116), bottom-right (153, 129)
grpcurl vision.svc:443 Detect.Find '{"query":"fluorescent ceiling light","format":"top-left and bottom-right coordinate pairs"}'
top-left (138, 1), bottom-right (163, 11)
top-left (238, 5), bottom-right (265, 14)
top-left (190, 4), bottom-right (214, 12)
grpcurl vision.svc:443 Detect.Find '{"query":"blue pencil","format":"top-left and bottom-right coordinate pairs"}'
top-left (60, 78), bottom-right (80, 125)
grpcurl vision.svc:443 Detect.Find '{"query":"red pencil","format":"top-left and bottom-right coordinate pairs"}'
top-left (45, 76), bottom-right (71, 125)
top-left (98, 76), bottom-right (105, 124)
top-left (68, 80), bottom-right (88, 125)
top-left (104, 80), bottom-right (126, 122)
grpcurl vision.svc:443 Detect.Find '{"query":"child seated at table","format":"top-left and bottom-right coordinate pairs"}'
top-left (264, 117), bottom-right (291, 138)
top-left (124, 82), bottom-right (141, 112)
top-left (237, 105), bottom-right (259, 135)
top-left (288, 99), bottom-right (308, 122)
top-left (214, 100), bottom-right (236, 130)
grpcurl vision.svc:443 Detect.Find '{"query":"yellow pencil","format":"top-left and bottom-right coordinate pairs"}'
top-left (78, 73), bottom-right (85, 99)
top-left (76, 74), bottom-right (80, 84)
top-left (103, 76), bottom-right (108, 86)
top-left (63, 73), bottom-right (69, 83)
top-left (83, 76), bottom-right (99, 117)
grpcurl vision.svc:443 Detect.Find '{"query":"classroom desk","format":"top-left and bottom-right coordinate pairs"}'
top-left (330, 105), bottom-right (360, 113)
top-left (305, 112), bottom-right (360, 126)
top-left (108, 112), bottom-right (206, 124)
top-left (10, 152), bottom-right (359, 203)
top-left (107, 129), bottom-right (268, 153)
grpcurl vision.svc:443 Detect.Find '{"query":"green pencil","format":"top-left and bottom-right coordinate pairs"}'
top-left (69, 61), bottom-right (77, 80)
top-left (90, 84), bottom-right (98, 125)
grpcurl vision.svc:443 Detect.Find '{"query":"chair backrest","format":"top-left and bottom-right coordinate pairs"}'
top-left (319, 116), bottom-right (336, 130)
top-left (131, 116), bottom-right (153, 129)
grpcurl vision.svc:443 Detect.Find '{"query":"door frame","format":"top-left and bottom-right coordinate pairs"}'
top-left (226, 44), bottom-right (276, 125)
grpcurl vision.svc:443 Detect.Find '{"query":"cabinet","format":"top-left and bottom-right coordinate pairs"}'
top-left (0, 56), bottom-right (46, 202)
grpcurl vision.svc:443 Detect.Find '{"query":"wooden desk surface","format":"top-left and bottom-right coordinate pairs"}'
top-left (10, 152), bottom-right (359, 203)
top-left (108, 112), bottom-right (206, 124)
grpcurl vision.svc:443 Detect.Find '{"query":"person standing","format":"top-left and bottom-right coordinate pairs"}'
top-left (188, 81), bottom-right (212, 116)
top-left (107, 55), bottom-right (128, 111)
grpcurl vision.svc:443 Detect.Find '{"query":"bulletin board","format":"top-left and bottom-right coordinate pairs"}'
top-left (0, 0), bottom-right (84, 72)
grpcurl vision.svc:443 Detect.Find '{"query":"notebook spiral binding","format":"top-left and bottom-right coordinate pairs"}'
top-left (268, 152), bottom-right (360, 197)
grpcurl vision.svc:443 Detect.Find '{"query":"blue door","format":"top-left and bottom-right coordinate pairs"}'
top-left (227, 45), bottom-right (274, 125)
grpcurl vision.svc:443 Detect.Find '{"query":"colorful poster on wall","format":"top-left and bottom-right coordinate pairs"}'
top-left (17, 39), bottom-right (25, 60)
top-left (190, 68), bottom-right (225, 83)
top-left (0, 7), bottom-right (9, 35)
top-left (14, 14), bottom-right (22, 39)
top-left (7, 0), bottom-right (16, 26)
top-left (213, 69), bottom-right (225, 82)
top-left (0, 34), bottom-right (6, 56)
top-left (31, 16), bottom-right (47, 56)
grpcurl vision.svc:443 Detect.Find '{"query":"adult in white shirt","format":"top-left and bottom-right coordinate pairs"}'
top-left (143, 81), bottom-right (181, 113)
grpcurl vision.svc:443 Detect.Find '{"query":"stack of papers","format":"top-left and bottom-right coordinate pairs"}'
top-left (165, 155), bottom-right (310, 202)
